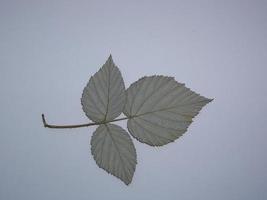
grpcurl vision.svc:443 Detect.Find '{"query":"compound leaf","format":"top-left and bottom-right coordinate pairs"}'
top-left (81, 55), bottom-right (126, 123)
top-left (123, 76), bottom-right (212, 146)
top-left (91, 123), bottom-right (137, 185)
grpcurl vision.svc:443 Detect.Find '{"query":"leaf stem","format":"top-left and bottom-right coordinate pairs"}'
top-left (41, 114), bottom-right (128, 129)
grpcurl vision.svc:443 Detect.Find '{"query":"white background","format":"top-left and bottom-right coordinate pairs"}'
top-left (1, 0), bottom-right (266, 199)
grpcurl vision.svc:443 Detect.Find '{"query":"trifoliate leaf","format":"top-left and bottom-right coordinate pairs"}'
top-left (123, 76), bottom-right (212, 146)
top-left (91, 123), bottom-right (137, 185)
top-left (81, 55), bottom-right (126, 123)
top-left (43, 55), bottom-right (213, 185)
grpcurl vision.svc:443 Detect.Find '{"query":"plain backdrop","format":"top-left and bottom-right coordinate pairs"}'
top-left (0, 0), bottom-right (266, 199)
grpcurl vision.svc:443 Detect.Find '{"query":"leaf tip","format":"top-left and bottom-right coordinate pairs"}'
top-left (108, 54), bottom-right (113, 61)
top-left (207, 98), bottom-right (214, 103)
top-left (124, 181), bottom-right (131, 186)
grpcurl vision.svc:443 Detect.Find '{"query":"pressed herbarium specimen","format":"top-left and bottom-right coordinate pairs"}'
top-left (42, 55), bottom-right (213, 185)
